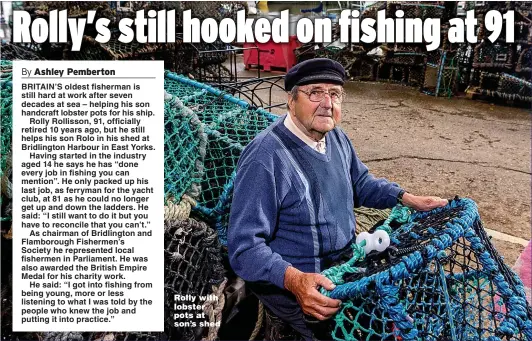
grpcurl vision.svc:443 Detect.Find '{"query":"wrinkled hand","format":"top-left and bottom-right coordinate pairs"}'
top-left (402, 192), bottom-right (448, 211)
top-left (284, 266), bottom-right (342, 320)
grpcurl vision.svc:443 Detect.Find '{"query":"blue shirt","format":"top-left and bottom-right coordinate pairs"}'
top-left (228, 115), bottom-right (402, 289)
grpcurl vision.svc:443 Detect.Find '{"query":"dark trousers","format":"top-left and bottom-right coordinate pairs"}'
top-left (250, 282), bottom-right (334, 341)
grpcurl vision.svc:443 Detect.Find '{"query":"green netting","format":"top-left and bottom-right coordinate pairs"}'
top-left (321, 198), bottom-right (532, 341)
top-left (165, 73), bottom-right (249, 126)
top-left (163, 72), bottom-right (278, 244)
top-left (164, 92), bottom-right (207, 202)
top-left (197, 129), bottom-right (242, 212)
top-left (423, 52), bottom-right (457, 97)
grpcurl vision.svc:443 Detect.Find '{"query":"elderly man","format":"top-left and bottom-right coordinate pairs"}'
top-left (228, 58), bottom-right (447, 340)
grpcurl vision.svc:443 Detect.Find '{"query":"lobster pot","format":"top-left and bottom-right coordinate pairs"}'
top-left (358, 58), bottom-right (377, 81)
top-left (165, 73), bottom-right (251, 127)
top-left (215, 107), bottom-right (276, 146)
top-left (192, 129), bottom-right (242, 245)
top-left (0, 41), bottom-right (46, 61)
top-left (516, 48), bottom-right (532, 75)
top-left (423, 62), bottom-right (457, 97)
top-left (361, 4), bottom-right (380, 21)
top-left (497, 74), bottom-right (532, 102)
top-left (66, 36), bottom-right (177, 70)
top-left (394, 3), bottom-right (444, 20)
top-left (514, 21), bottom-right (531, 44)
top-left (456, 45), bottom-right (475, 91)
top-left (176, 2), bottom-right (247, 25)
top-left (164, 218), bottom-right (225, 340)
top-left (473, 41), bottom-right (514, 69)
top-left (423, 64), bottom-right (439, 91)
top-left (386, 52), bottom-right (425, 66)
top-left (377, 63), bottom-right (393, 82)
top-left (295, 43), bottom-right (318, 63)
top-left (326, 199), bottom-right (532, 341)
top-left (173, 40), bottom-right (234, 82)
top-left (163, 72), bottom-right (279, 244)
top-left (408, 66), bottom-right (425, 88)
top-left (164, 94), bottom-right (207, 203)
top-left (426, 50), bottom-right (441, 65)
top-left (165, 72), bottom-right (277, 145)
top-left (479, 72), bottom-right (501, 91)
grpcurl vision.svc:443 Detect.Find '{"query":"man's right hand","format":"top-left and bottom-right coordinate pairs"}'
top-left (284, 266), bottom-right (342, 320)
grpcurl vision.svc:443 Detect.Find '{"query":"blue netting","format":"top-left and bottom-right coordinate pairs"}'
top-left (322, 198), bottom-right (532, 341)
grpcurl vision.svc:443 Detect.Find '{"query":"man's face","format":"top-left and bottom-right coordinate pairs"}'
top-left (288, 83), bottom-right (343, 140)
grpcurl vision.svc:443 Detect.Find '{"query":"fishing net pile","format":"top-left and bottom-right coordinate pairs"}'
top-left (163, 71), bottom-right (278, 245)
top-left (321, 198), bottom-right (532, 341)
top-left (163, 218), bottom-right (226, 340)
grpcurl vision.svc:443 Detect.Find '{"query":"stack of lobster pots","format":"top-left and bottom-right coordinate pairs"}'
top-left (467, 1), bottom-right (532, 103)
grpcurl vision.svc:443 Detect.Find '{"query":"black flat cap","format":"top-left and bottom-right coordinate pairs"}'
top-left (284, 58), bottom-right (346, 91)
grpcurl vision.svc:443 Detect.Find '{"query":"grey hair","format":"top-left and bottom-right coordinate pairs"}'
top-left (286, 85), bottom-right (300, 110)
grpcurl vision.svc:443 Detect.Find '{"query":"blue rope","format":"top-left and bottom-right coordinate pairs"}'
top-left (438, 263), bottom-right (458, 340)
top-left (323, 198), bottom-right (532, 340)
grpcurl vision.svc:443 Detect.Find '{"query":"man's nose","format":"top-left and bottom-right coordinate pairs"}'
top-left (319, 93), bottom-right (333, 108)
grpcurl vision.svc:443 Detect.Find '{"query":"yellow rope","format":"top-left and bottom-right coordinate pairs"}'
top-left (202, 278), bottom-right (227, 341)
top-left (249, 301), bottom-right (264, 340)
top-left (164, 195), bottom-right (197, 221)
top-left (354, 206), bottom-right (391, 233)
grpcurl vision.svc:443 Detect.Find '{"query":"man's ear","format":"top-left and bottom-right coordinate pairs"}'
top-left (287, 94), bottom-right (294, 112)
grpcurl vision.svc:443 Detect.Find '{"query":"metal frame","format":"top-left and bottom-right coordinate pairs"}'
top-left (216, 76), bottom-right (286, 111)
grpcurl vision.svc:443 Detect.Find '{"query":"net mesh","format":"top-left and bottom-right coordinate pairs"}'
top-left (473, 42), bottom-right (514, 69)
top-left (66, 36), bottom-right (177, 69)
top-left (164, 218), bottom-right (225, 341)
top-left (322, 198), bottom-right (532, 341)
top-left (0, 42), bottom-right (46, 61)
top-left (497, 74), bottom-right (532, 102)
top-left (163, 72), bottom-right (278, 244)
top-left (163, 93), bottom-right (207, 202)
top-left (423, 52), bottom-right (457, 97)
top-left (177, 2), bottom-right (248, 24)
top-left (20, 1), bottom-right (115, 19)
top-left (516, 48), bottom-right (532, 74)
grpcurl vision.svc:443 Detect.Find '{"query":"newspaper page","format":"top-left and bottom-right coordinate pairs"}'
top-left (1, 1), bottom-right (530, 341)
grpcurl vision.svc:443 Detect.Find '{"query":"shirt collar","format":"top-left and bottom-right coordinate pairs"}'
top-left (284, 113), bottom-right (326, 154)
